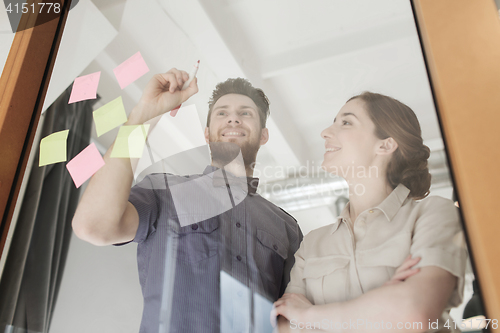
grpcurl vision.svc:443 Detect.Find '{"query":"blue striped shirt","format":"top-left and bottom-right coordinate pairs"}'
top-left (128, 166), bottom-right (303, 333)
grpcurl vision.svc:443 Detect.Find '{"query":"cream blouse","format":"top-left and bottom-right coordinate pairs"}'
top-left (285, 184), bottom-right (467, 332)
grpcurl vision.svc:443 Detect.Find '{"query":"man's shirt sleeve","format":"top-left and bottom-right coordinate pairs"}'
top-left (280, 211), bottom-right (304, 297)
top-left (128, 174), bottom-right (162, 244)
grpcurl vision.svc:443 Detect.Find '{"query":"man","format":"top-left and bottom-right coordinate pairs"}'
top-left (72, 68), bottom-right (302, 333)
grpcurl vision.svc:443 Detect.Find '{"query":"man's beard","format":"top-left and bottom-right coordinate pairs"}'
top-left (208, 133), bottom-right (260, 169)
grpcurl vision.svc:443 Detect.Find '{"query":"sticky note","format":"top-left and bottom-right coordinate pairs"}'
top-left (39, 130), bottom-right (69, 166)
top-left (93, 96), bottom-right (128, 137)
top-left (66, 143), bottom-right (105, 188)
top-left (113, 51), bottom-right (150, 89)
top-left (68, 72), bottom-right (101, 104)
top-left (110, 124), bottom-right (150, 158)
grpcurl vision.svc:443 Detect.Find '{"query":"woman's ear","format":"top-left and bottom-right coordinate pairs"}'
top-left (378, 137), bottom-right (398, 155)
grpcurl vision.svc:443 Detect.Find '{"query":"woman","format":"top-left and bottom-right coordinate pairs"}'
top-left (274, 92), bottom-right (466, 332)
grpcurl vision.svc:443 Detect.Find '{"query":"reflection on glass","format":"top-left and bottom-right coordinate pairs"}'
top-left (0, 1), bottom-right (483, 333)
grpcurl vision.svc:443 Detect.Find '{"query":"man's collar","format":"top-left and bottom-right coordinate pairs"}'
top-left (203, 165), bottom-right (259, 195)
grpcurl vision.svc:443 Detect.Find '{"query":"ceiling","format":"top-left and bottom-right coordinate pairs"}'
top-left (86, 0), bottom-right (441, 157)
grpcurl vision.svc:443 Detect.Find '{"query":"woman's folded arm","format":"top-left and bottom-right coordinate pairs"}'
top-left (275, 266), bottom-right (456, 332)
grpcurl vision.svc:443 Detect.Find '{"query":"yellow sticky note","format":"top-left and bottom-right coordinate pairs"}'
top-left (93, 96), bottom-right (128, 137)
top-left (110, 124), bottom-right (150, 158)
top-left (39, 130), bottom-right (69, 166)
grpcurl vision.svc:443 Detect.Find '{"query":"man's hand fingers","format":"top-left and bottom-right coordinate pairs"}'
top-left (166, 68), bottom-right (184, 87)
top-left (181, 77), bottom-right (199, 99)
top-left (170, 69), bottom-right (189, 88)
top-left (174, 70), bottom-right (189, 87)
top-left (151, 73), bottom-right (169, 90)
top-left (157, 72), bottom-right (178, 93)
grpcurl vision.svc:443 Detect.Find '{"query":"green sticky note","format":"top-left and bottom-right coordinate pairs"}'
top-left (93, 96), bottom-right (128, 137)
top-left (110, 124), bottom-right (150, 158)
top-left (39, 130), bottom-right (69, 166)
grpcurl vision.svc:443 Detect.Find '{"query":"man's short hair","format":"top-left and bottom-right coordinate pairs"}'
top-left (207, 78), bottom-right (270, 129)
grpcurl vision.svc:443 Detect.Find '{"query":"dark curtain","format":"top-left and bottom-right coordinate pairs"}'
top-left (0, 85), bottom-right (96, 333)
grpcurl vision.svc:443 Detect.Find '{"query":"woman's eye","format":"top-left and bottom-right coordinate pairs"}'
top-left (217, 111), bottom-right (225, 116)
top-left (342, 120), bottom-right (350, 125)
top-left (242, 111), bottom-right (249, 116)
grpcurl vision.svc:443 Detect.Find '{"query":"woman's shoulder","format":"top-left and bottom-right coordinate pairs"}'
top-left (403, 194), bottom-right (460, 224)
top-left (408, 194), bottom-right (457, 212)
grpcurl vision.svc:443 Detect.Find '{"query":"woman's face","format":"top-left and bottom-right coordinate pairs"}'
top-left (321, 98), bottom-right (383, 179)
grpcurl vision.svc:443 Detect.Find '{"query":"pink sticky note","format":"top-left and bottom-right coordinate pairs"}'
top-left (113, 51), bottom-right (150, 89)
top-left (66, 143), bottom-right (105, 188)
top-left (69, 72), bottom-right (101, 104)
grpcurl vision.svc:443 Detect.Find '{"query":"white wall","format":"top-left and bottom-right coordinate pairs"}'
top-left (50, 234), bottom-right (143, 333)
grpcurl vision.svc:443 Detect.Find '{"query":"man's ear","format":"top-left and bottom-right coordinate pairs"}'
top-left (377, 137), bottom-right (398, 155)
top-left (204, 127), bottom-right (210, 144)
top-left (260, 128), bottom-right (269, 145)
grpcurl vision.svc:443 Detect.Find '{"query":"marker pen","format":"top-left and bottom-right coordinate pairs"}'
top-left (171, 60), bottom-right (200, 117)
top-left (182, 60), bottom-right (200, 90)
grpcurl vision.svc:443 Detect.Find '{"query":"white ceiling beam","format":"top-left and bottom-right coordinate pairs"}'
top-left (157, 0), bottom-right (308, 168)
top-left (261, 18), bottom-right (417, 79)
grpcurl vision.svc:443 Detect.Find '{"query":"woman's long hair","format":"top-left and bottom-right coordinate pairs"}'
top-left (348, 92), bottom-right (431, 199)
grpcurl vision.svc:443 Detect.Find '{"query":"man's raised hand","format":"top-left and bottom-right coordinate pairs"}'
top-left (127, 68), bottom-right (198, 125)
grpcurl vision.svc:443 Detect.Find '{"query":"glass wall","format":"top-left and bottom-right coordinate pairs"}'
top-left (1, 1), bottom-right (484, 332)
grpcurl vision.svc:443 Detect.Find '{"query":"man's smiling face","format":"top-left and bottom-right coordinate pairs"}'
top-left (205, 93), bottom-right (268, 167)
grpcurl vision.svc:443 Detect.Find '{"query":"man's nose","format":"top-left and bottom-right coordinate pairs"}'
top-left (227, 113), bottom-right (241, 124)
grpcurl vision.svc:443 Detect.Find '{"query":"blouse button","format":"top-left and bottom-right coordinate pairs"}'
top-left (236, 222), bottom-right (241, 228)
top-left (191, 224), bottom-right (198, 230)
top-left (273, 244), bottom-right (278, 251)
top-left (236, 255), bottom-right (242, 261)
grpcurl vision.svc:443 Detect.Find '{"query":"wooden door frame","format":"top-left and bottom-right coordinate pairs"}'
top-left (413, 0), bottom-right (500, 327)
top-left (0, 0), bottom-right (72, 259)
